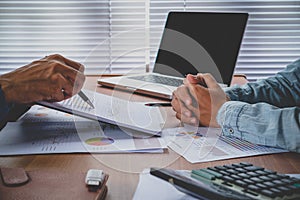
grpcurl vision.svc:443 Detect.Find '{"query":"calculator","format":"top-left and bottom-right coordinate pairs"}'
top-left (150, 162), bottom-right (300, 200)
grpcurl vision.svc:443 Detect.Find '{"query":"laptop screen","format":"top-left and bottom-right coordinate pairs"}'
top-left (153, 12), bottom-right (248, 85)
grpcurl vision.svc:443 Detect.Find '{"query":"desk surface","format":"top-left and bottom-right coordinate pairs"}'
top-left (1, 76), bottom-right (299, 200)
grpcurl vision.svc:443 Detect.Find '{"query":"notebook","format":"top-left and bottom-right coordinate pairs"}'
top-left (98, 12), bottom-right (248, 99)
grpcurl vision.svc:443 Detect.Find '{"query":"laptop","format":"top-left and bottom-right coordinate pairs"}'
top-left (98, 12), bottom-right (248, 99)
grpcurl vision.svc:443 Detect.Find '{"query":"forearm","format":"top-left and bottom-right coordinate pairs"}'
top-left (225, 59), bottom-right (300, 107)
top-left (217, 101), bottom-right (300, 153)
top-left (0, 84), bottom-right (31, 130)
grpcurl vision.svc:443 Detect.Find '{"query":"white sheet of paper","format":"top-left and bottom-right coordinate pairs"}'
top-left (0, 106), bottom-right (166, 155)
top-left (0, 121), bottom-right (166, 155)
top-left (38, 89), bottom-right (165, 135)
top-left (133, 169), bottom-right (197, 200)
top-left (163, 126), bottom-right (288, 163)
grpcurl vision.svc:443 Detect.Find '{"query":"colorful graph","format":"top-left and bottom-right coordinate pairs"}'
top-left (85, 137), bottom-right (114, 146)
top-left (34, 113), bottom-right (48, 117)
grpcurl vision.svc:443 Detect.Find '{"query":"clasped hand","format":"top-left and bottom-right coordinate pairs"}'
top-left (0, 54), bottom-right (85, 104)
top-left (171, 73), bottom-right (230, 127)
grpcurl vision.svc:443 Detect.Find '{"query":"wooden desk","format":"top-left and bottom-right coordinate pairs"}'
top-left (0, 76), bottom-right (299, 200)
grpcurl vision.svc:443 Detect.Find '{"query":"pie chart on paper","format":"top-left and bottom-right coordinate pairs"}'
top-left (85, 137), bottom-right (114, 146)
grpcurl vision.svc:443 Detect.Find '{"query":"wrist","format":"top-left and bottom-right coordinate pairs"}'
top-left (0, 78), bottom-right (13, 103)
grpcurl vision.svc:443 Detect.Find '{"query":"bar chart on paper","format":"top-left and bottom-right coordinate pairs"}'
top-left (163, 127), bottom-right (288, 163)
top-left (0, 105), bottom-right (166, 155)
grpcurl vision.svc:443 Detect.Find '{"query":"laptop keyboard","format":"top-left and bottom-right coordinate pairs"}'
top-left (129, 74), bottom-right (183, 87)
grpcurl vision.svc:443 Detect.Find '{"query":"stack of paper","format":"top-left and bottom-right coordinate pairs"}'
top-left (0, 105), bottom-right (166, 155)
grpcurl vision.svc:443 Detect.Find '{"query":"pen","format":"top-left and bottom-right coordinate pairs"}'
top-left (78, 91), bottom-right (95, 109)
top-left (145, 103), bottom-right (172, 107)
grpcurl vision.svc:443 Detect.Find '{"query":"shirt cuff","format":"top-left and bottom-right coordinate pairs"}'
top-left (0, 86), bottom-right (12, 122)
top-left (216, 101), bottom-right (247, 139)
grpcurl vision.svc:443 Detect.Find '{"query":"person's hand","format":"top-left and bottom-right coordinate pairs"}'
top-left (0, 54), bottom-right (85, 104)
top-left (171, 73), bottom-right (229, 127)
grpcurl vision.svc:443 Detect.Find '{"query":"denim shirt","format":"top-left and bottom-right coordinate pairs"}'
top-left (217, 58), bottom-right (300, 153)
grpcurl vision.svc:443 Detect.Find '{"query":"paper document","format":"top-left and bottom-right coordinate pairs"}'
top-left (133, 169), bottom-right (197, 200)
top-left (0, 106), bottom-right (166, 155)
top-left (38, 89), bottom-right (165, 135)
top-left (0, 121), bottom-right (166, 155)
top-left (163, 126), bottom-right (288, 163)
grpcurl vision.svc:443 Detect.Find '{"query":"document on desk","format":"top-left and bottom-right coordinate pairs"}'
top-left (38, 89), bottom-right (165, 136)
top-left (163, 126), bottom-right (288, 163)
top-left (0, 106), bottom-right (166, 155)
top-left (133, 169), bottom-right (197, 200)
top-left (0, 121), bottom-right (166, 155)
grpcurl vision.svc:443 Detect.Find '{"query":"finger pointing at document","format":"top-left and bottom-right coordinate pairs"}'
top-left (0, 54), bottom-right (86, 104)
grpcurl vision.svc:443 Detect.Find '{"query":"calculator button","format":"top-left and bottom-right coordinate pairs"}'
top-left (255, 170), bottom-right (269, 176)
top-left (237, 173), bottom-right (250, 179)
top-left (277, 186), bottom-right (293, 195)
top-left (235, 180), bottom-right (247, 187)
top-left (249, 177), bottom-right (264, 183)
top-left (264, 181), bottom-right (276, 187)
top-left (203, 169), bottom-right (222, 178)
top-left (230, 174), bottom-right (241, 180)
top-left (207, 167), bottom-right (218, 172)
top-left (226, 169), bottom-right (238, 174)
top-left (264, 169), bottom-right (277, 174)
top-left (293, 182), bottom-right (300, 188)
top-left (281, 178), bottom-right (295, 184)
top-left (235, 168), bottom-right (247, 173)
top-left (256, 183), bottom-right (268, 189)
top-left (215, 166), bottom-right (227, 171)
top-left (259, 176), bottom-right (272, 181)
top-left (223, 165), bottom-right (235, 169)
top-left (243, 166), bottom-right (264, 171)
top-left (222, 176), bottom-right (235, 183)
top-left (268, 174), bottom-right (281, 180)
top-left (232, 163), bottom-right (246, 168)
top-left (247, 172), bottom-right (259, 177)
top-left (243, 179), bottom-right (255, 185)
top-left (219, 171), bottom-right (230, 176)
top-left (191, 169), bottom-right (216, 180)
top-left (273, 180), bottom-right (285, 186)
top-left (270, 188), bottom-right (283, 197)
top-left (277, 174), bottom-right (290, 179)
top-left (240, 162), bottom-right (253, 167)
top-left (261, 189), bottom-right (276, 198)
top-left (248, 185), bottom-right (261, 192)
top-left (288, 185), bottom-right (298, 191)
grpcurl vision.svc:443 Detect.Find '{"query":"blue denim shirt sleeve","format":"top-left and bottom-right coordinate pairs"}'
top-left (217, 101), bottom-right (300, 153)
top-left (217, 58), bottom-right (300, 153)
top-left (225, 58), bottom-right (300, 107)
top-left (0, 87), bottom-right (12, 123)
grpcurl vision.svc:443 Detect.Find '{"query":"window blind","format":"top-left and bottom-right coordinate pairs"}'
top-left (0, 0), bottom-right (111, 75)
top-left (108, 0), bottom-right (148, 74)
top-left (1, 1), bottom-right (299, 81)
top-left (0, 0), bottom-right (148, 75)
top-left (150, 0), bottom-right (300, 81)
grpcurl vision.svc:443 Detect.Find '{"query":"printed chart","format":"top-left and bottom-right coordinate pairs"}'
top-left (164, 127), bottom-right (287, 163)
top-left (85, 137), bottom-right (115, 146)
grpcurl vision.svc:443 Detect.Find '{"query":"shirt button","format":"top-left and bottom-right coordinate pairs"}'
top-left (229, 128), bottom-right (234, 134)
